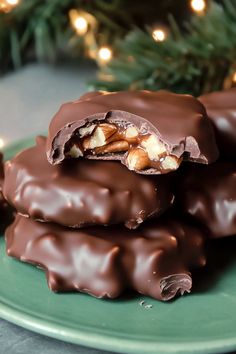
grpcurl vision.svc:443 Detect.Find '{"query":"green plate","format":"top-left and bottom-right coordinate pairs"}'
top-left (1, 138), bottom-right (236, 354)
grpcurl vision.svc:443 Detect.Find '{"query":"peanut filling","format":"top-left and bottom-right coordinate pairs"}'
top-left (66, 122), bottom-right (181, 172)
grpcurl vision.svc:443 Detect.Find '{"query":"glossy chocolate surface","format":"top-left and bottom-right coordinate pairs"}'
top-left (0, 153), bottom-right (13, 232)
top-left (199, 88), bottom-right (236, 158)
top-left (46, 91), bottom-right (218, 173)
top-left (3, 137), bottom-right (174, 229)
top-left (176, 161), bottom-right (236, 238)
top-left (6, 214), bottom-right (206, 301)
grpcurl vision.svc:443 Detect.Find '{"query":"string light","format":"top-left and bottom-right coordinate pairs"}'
top-left (98, 47), bottom-right (112, 62)
top-left (68, 8), bottom-right (113, 64)
top-left (152, 28), bottom-right (166, 42)
top-left (232, 72), bottom-right (236, 83)
top-left (0, 0), bottom-right (19, 12)
top-left (190, 0), bottom-right (206, 13)
top-left (6, 0), bottom-right (19, 5)
top-left (0, 138), bottom-right (5, 149)
top-left (69, 9), bottom-right (97, 37)
top-left (73, 16), bottom-right (88, 36)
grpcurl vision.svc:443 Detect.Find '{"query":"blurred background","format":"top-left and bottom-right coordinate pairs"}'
top-left (0, 0), bottom-right (236, 140)
top-left (2, 0), bottom-right (236, 150)
top-left (1, 0), bottom-right (236, 147)
top-left (1, 0), bottom-right (236, 95)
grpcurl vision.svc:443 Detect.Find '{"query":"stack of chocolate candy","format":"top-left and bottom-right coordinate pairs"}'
top-left (3, 89), bottom-right (236, 302)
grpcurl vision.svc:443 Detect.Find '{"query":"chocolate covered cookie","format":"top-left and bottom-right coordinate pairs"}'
top-left (199, 88), bottom-right (236, 158)
top-left (176, 162), bottom-right (236, 238)
top-left (3, 137), bottom-right (174, 229)
top-left (46, 90), bottom-right (218, 174)
top-left (6, 214), bottom-right (206, 301)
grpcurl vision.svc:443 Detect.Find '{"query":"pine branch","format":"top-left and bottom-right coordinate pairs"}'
top-left (92, 1), bottom-right (236, 96)
top-left (0, 0), bottom-right (189, 72)
top-left (0, 0), bottom-right (73, 71)
top-left (0, 0), bottom-right (127, 72)
top-left (0, 0), bottom-right (187, 73)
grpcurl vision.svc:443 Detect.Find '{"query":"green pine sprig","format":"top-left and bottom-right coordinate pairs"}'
top-left (0, 0), bottom-right (132, 73)
top-left (92, 1), bottom-right (236, 96)
top-left (1, 0), bottom-right (180, 73)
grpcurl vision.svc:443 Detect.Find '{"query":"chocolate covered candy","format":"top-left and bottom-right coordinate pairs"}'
top-left (3, 137), bottom-right (174, 229)
top-left (6, 214), bottom-right (206, 301)
top-left (176, 162), bottom-right (236, 238)
top-left (199, 88), bottom-right (236, 158)
top-left (46, 90), bottom-right (218, 174)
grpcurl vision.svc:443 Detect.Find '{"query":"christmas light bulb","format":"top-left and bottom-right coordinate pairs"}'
top-left (152, 28), bottom-right (166, 42)
top-left (6, 0), bottom-right (19, 4)
top-left (98, 47), bottom-right (112, 62)
top-left (74, 16), bottom-right (88, 36)
top-left (232, 72), bottom-right (236, 83)
top-left (0, 138), bottom-right (5, 149)
top-left (0, 0), bottom-right (19, 12)
top-left (190, 0), bottom-right (206, 12)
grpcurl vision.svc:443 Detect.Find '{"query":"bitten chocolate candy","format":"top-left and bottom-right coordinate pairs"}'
top-left (6, 214), bottom-right (206, 301)
top-left (3, 137), bottom-right (174, 229)
top-left (176, 162), bottom-right (236, 238)
top-left (199, 88), bottom-right (236, 158)
top-left (46, 90), bottom-right (218, 174)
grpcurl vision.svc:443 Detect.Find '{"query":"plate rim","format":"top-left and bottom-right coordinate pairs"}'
top-left (1, 296), bottom-right (236, 354)
top-left (1, 137), bottom-right (236, 354)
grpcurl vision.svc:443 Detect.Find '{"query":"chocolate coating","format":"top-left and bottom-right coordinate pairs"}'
top-left (0, 153), bottom-right (13, 232)
top-left (3, 137), bottom-right (174, 229)
top-left (176, 162), bottom-right (236, 238)
top-left (199, 88), bottom-right (236, 158)
top-left (6, 214), bottom-right (206, 301)
top-left (47, 90), bottom-right (218, 173)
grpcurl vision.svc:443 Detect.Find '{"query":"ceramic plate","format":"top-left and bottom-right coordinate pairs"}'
top-left (1, 138), bottom-right (236, 354)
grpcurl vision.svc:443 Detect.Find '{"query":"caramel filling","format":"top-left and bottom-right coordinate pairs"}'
top-left (66, 122), bottom-right (181, 172)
